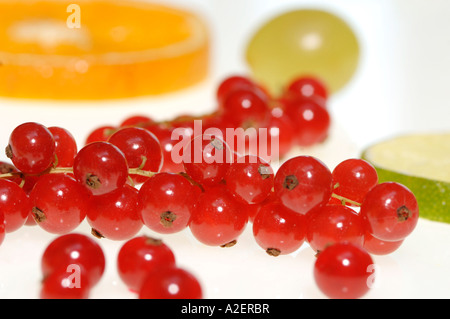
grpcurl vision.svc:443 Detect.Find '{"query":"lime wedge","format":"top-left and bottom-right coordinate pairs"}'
top-left (362, 133), bottom-right (450, 223)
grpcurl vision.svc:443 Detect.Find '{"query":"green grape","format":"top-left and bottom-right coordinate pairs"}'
top-left (245, 9), bottom-right (360, 96)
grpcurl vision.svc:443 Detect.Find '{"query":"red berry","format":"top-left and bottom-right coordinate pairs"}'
top-left (306, 205), bottom-right (365, 253)
top-left (48, 126), bottom-right (78, 168)
top-left (138, 172), bottom-right (198, 234)
top-left (216, 75), bottom-right (257, 103)
top-left (360, 182), bottom-right (419, 241)
top-left (274, 156), bottom-right (332, 215)
top-left (331, 159), bottom-right (378, 206)
top-left (0, 178), bottom-right (31, 233)
top-left (85, 125), bottom-right (116, 145)
top-left (284, 97), bottom-right (330, 147)
top-left (314, 242), bottom-right (375, 299)
top-left (146, 123), bottom-right (185, 173)
top-left (183, 134), bottom-right (232, 187)
top-left (261, 104), bottom-right (297, 160)
top-left (220, 89), bottom-right (269, 128)
top-left (224, 155), bottom-right (274, 205)
top-left (139, 266), bottom-right (203, 299)
top-left (6, 122), bottom-right (55, 174)
top-left (285, 76), bottom-right (328, 101)
top-left (41, 233), bottom-right (105, 287)
top-left (189, 185), bottom-right (248, 247)
top-left (0, 211), bottom-right (5, 246)
top-left (119, 115), bottom-right (153, 128)
top-left (253, 201), bottom-right (306, 256)
top-left (30, 174), bottom-right (89, 234)
top-left (108, 127), bottom-right (163, 184)
top-left (87, 185), bottom-right (142, 241)
top-left (40, 264), bottom-right (91, 299)
top-left (363, 232), bottom-right (403, 255)
top-left (73, 141), bottom-right (129, 196)
top-left (117, 236), bottom-right (176, 292)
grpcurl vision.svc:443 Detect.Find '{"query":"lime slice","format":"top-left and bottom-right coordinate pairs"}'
top-left (362, 133), bottom-right (450, 223)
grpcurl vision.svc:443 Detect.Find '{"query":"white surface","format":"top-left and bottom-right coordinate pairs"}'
top-left (0, 0), bottom-right (449, 299)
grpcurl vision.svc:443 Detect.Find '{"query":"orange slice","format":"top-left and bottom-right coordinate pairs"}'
top-left (0, 0), bottom-right (210, 100)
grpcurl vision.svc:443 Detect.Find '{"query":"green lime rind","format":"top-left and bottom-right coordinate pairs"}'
top-left (362, 152), bottom-right (450, 224)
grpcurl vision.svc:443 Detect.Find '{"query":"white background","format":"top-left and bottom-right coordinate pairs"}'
top-left (0, 0), bottom-right (449, 299)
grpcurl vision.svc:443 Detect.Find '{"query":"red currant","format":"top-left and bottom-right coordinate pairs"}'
top-left (138, 172), bottom-right (199, 234)
top-left (119, 114), bottom-right (153, 128)
top-left (285, 76), bottom-right (328, 101)
top-left (189, 185), bottom-right (248, 247)
top-left (48, 126), bottom-right (78, 168)
top-left (73, 141), bottom-right (129, 196)
top-left (360, 182), bottom-right (419, 241)
top-left (139, 266), bottom-right (203, 299)
top-left (284, 97), bottom-right (330, 147)
top-left (40, 264), bottom-right (91, 299)
top-left (216, 75), bottom-right (257, 103)
top-left (314, 242), bottom-right (375, 299)
top-left (224, 155), bottom-right (274, 205)
top-left (6, 122), bottom-right (55, 174)
top-left (363, 232), bottom-right (403, 255)
top-left (41, 233), bottom-right (105, 287)
top-left (0, 178), bottom-right (31, 233)
top-left (30, 173), bottom-right (89, 234)
top-left (220, 89), bottom-right (269, 128)
top-left (117, 236), bottom-right (176, 292)
top-left (253, 201), bottom-right (306, 256)
top-left (85, 125), bottom-right (116, 145)
top-left (274, 156), bottom-right (332, 215)
top-left (331, 158), bottom-right (378, 206)
top-left (183, 134), bottom-right (232, 187)
top-left (146, 123), bottom-right (185, 173)
top-left (108, 127), bottom-right (163, 184)
top-left (306, 204), bottom-right (365, 253)
top-left (87, 185), bottom-right (142, 241)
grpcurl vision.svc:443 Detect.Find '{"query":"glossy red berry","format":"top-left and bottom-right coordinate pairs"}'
top-left (73, 141), bottom-right (129, 196)
top-left (41, 233), bottom-right (106, 287)
top-left (40, 264), bottom-right (91, 299)
top-left (108, 127), bottom-right (163, 184)
top-left (252, 201), bottom-right (306, 256)
top-left (360, 182), bottom-right (419, 242)
top-left (284, 97), bottom-right (330, 147)
top-left (30, 174), bottom-right (89, 234)
top-left (216, 75), bottom-right (257, 103)
top-left (183, 134), bottom-right (232, 187)
top-left (87, 185), bottom-right (142, 241)
top-left (224, 155), bottom-right (274, 205)
top-left (274, 156), bottom-right (332, 215)
top-left (117, 236), bottom-right (176, 292)
top-left (48, 126), bottom-right (78, 168)
top-left (314, 242), bottom-right (375, 299)
top-left (138, 172), bottom-right (199, 234)
top-left (6, 122), bottom-right (55, 174)
top-left (0, 178), bottom-right (31, 233)
top-left (220, 89), bottom-right (269, 128)
top-left (119, 115), bottom-right (153, 128)
top-left (331, 158), bottom-right (378, 206)
top-left (189, 185), bottom-right (248, 247)
top-left (285, 76), bottom-right (328, 101)
top-left (306, 205), bottom-right (365, 253)
top-left (139, 266), bottom-right (203, 299)
top-left (85, 125), bottom-right (116, 145)
top-left (363, 232), bottom-right (403, 255)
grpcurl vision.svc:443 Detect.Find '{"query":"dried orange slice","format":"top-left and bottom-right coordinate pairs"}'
top-left (0, 0), bottom-right (209, 100)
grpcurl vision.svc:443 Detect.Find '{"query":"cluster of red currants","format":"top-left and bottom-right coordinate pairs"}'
top-left (40, 233), bottom-right (202, 299)
top-left (0, 75), bottom-right (419, 299)
top-left (85, 75), bottom-right (331, 172)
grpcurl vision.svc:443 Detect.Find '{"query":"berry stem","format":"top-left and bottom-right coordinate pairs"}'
top-left (331, 193), bottom-right (362, 207)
